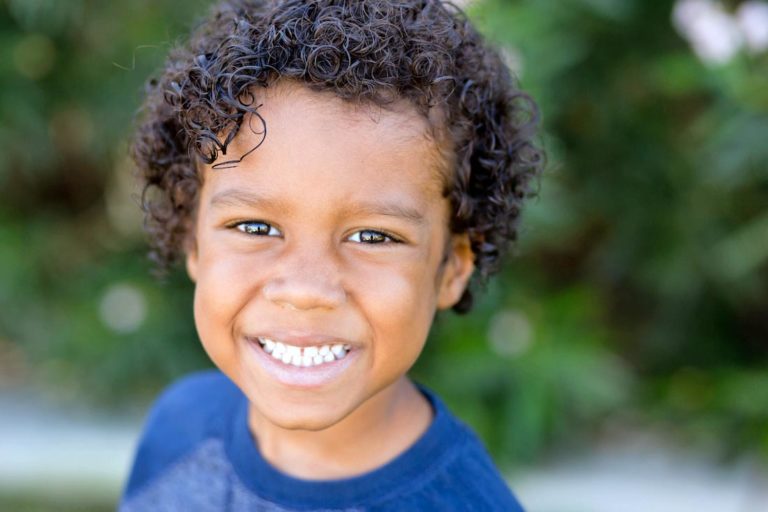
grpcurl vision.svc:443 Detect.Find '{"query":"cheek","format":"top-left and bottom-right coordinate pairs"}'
top-left (192, 249), bottom-right (259, 370)
top-left (194, 233), bottom-right (268, 317)
top-left (193, 281), bottom-right (232, 371)
top-left (350, 256), bottom-right (439, 361)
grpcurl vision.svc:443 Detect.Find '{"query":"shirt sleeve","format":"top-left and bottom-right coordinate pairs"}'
top-left (119, 369), bottom-right (240, 501)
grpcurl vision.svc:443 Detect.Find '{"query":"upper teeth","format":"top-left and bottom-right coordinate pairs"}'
top-left (258, 337), bottom-right (350, 367)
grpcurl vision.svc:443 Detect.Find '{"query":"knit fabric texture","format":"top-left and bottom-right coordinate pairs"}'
top-left (120, 370), bottom-right (524, 511)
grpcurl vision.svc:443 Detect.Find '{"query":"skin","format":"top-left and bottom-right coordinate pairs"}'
top-left (185, 81), bottom-right (474, 479)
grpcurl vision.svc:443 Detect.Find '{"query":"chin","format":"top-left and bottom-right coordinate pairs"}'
top-left (252, 395), bottom-right (356, 432)
top-left (271, 415), bottom-right (341, 432)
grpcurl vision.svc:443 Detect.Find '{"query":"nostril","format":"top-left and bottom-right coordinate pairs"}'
top-left (262, 275), bottom-right (346, 311)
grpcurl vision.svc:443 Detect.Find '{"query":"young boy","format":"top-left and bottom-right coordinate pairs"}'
top-left (120, 0), bottom-right (541, 510)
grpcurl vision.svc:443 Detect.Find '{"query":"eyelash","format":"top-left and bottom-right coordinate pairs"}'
top-left (229, 221), bottom-right (402, 245)
top-left (347, 230), bottom-right (402, 244)
top-left (232, 221), bottom-right (281, 237)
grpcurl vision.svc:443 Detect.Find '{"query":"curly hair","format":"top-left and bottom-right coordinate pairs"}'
top-left (132, 0), bottom-right (543, 313)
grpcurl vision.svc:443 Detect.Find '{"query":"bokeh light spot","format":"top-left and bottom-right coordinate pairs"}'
top-left (13, 33), bottom-right (56, 80)
top-left (99, 283), bottom-right (147, 334)
top-left (487, 309), bottom-right (533, 358)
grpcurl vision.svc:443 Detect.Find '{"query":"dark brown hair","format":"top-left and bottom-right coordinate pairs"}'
top-left (133, 0), bottom-right (543, 313)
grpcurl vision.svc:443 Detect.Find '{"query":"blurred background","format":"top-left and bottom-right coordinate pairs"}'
top-left (0, 0), bottom-right (767, 510)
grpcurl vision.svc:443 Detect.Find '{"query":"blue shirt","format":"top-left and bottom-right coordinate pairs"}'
top-left (120, 370), bottom-right (524, 511)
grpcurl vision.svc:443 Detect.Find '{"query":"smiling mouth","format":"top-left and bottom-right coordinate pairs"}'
top-left (256, 336), bottom-right (352, 368)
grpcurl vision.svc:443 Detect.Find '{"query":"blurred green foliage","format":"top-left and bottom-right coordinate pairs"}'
top-left (1, 0), bottom-right (766, 472)
top-left (0, 495), bottom-right (110, 512)
top-left (0, 0), bottom-right (213, 404)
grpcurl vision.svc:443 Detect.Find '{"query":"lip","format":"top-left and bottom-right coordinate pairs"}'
top-left (242, 333), bottom-right (359, 389)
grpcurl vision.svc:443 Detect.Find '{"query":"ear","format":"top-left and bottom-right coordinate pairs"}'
top-left (184, 235), bottom-right (198, 283)
top-left (437, 233), bottom-right (475, 310)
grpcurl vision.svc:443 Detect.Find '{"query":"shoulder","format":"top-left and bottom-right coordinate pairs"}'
top-left (121, 369), bottom-right (243, 499)
top-left (395, 388), bottom-right (525, 511)
top-left (440, 428), bottom-right (525, 511)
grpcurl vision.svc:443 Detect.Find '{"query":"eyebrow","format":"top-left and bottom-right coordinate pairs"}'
top-left (343, 200), bottom-right (426, 226)
top-left (209, 189), bottom-right (288, 211)
top-left (209, 189), bottom-right (425, 225)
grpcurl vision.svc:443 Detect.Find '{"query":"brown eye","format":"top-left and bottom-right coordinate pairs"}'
top-left (235, 221), bottom-right (281, 236)
top-left (348, 230), bottom-right (396, 244)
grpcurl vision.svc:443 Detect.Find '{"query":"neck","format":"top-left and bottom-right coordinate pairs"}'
top-left (248, 377), bottom-right (433, 480)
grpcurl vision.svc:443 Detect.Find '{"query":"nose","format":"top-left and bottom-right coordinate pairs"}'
top-left (262, 245), bottom-right (346, 311)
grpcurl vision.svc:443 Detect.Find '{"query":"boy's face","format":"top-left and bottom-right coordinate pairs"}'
top-left (186, 82), bottom-right (473, 431)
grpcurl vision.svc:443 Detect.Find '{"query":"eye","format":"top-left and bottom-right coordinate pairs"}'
top-left (233, 221), bottom-right (281, 237)
top-left (347, 229), bottom-right (400, 244)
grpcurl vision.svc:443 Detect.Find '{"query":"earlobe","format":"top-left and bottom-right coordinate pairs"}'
top-left (437, 234), bottom-right (474, 310)
top-left (182, 209), bottom-right (201, 283)
top-left (185, 237), bottom-right (198, 283)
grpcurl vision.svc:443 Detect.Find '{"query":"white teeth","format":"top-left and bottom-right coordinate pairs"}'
top-left (257, 337), bottom-right (350, 367)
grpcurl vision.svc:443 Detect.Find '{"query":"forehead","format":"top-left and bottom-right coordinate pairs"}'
top-left (198, 82), bottom-right (450, 204)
